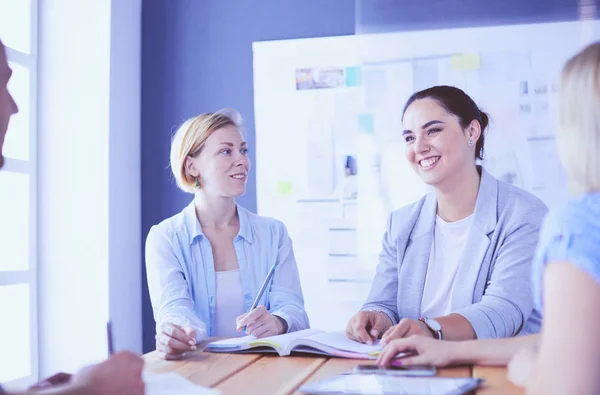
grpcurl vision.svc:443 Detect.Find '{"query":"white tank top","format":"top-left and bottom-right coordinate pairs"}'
top-left (214, 269), bottom-right (246, 337)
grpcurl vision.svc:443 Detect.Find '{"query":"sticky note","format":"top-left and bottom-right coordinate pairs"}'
top-left (276, 181), bottom-right (292, 197)
top-left (358, 114), bottom-right (374, 134)
top-left (345, 66), bottom-right (362, 87)
top-left (451, 53), bottom-right (481, 71)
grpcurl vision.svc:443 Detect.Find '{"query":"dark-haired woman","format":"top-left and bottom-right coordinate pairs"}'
top-left (346, 85), bottom-right (548, 344)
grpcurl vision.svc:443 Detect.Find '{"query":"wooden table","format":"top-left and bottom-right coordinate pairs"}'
top-left (144, 343), bottom-right (523, 395)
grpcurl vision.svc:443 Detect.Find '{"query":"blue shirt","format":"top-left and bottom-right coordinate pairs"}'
top-left (145, 201), bottom-right (310, 339)
top-left (532, 192), bottom-right (600, 310)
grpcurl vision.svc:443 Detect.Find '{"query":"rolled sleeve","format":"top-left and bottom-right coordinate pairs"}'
top-left (456, 220), bottom-right (543, 339)
top-left (361, 214), bottom-right (400, 325)
top-left (145, 226), bottom-right (208, 341)
top-left (268, 223), bottom-right (310, 332)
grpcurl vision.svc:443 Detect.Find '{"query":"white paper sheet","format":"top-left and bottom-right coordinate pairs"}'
top-left (144, 371), bottom-right (221, 395)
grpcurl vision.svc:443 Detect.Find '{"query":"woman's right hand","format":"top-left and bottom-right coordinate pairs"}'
top-left (377, 336), bottom-right (456, 367)
top-left (346, 311), bottom-right (393, 345)
top-left (155, 321), bottom-right (197, 360)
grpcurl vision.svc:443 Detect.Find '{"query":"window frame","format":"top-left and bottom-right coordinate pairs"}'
top-left (0, 0), bottom-right (39, 387)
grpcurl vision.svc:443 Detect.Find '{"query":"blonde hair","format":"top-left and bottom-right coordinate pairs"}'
top-left (170, 109), bottom-right (242, 193)
top-left (557, 42), bottom-right (600, 194)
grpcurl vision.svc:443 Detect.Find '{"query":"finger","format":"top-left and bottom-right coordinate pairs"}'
top-left (157, 341), bottom-right (186, 357)
top-left (252, 324), bottom-right (273, 338)
top-left (393, 354), bottom-right (429, 367)
top-left (352, 316), bottom-right (374, 345)
top-left (377, 339), bottom-right (414, 366)
top-left (157, 332), bottom-right (191, 351)
top-left (182, 326), bottom-right (197, 346)
top-left (381, 322), bottom-right (409, 345)
top-left (236, 313), bottom-right (248, 330)
top-left (238, 307), bottom-right (268, 328)
top-left (162, 323), bottom-right (193, 344)
top-left (157, 351), bottom-right (182, 361)
top-left (247, 321), bottom-right (267, 336)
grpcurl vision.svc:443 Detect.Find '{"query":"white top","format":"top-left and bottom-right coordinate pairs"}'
top-left (421, 214), bottom-right (474, 318)
top-left (214, 269), bottom-right (246, 337)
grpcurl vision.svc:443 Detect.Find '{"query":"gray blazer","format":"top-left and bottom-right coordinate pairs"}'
top-left (362, 167), bottom-right (547, 339)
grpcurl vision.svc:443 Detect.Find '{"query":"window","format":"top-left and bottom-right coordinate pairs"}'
top-left (0, 0), bottom-right (39, 387)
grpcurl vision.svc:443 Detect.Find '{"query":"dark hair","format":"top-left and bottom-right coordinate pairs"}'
top-left (402, 85), bottom-right (489, 160)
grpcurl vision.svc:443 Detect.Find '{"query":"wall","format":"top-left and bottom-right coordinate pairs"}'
top-left (141, 0), bottom-right (356, 352)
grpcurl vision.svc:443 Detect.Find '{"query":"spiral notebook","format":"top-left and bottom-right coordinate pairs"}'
top-left (206, 329), bottom-right (383, 359)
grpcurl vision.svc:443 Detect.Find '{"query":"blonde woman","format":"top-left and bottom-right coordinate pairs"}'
top-left (145, 109), bottom-right (309, 360)
top-left (377, 42), bottom-right (600, 394)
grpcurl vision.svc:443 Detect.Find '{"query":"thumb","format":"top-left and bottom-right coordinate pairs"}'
top-left (183, 326), bottom-right (196, 344)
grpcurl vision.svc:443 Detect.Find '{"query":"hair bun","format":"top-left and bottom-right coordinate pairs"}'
top-left (479, 110), bottom-right (490, 130)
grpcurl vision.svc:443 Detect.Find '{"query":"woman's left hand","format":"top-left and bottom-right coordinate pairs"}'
top-left (507, 345), bottom-right (538, 388)
top-left (236, 306), bottom-right (288, 337)
top-left (381, 318), bottom-right (434, 346)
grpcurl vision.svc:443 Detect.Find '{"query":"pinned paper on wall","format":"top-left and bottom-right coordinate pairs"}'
top-left (345, 66), bottom-right (362, 87)
top-left (358, 114), bottom-right (374, 134)
top-left (276, 181), bottom-right (293, 197)
top-left (451, 53), bottom-right (481, 71)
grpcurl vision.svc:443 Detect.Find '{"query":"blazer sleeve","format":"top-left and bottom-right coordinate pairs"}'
top-left (360, 213), bottom-right (400, 325)
top-left (455, 210), bottom-right (546, 339)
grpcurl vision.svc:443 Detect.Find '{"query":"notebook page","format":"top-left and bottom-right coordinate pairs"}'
top-left (305, 331), bottom-right (382, 355)
top-left (208, 335), bottom-right (256, 348)
top-left (247, 328), bottom-right (323, 350)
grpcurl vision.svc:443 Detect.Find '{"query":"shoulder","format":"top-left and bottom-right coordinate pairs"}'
top-left (541, 193), bottom-right (600, 242)
top-left (147, 206), bottom-right (190, 244)
top-left (538, 193), bottom-right (600, 282)
top-left (496, 180), bottom-right (548, 227)
top-left (387, 195), bottom-right (428, 233)
top-left (238, 205), bottom-right (289, 237)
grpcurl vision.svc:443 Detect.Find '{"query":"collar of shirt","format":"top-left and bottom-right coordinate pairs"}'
top-left (183, 200), bottom-right (254, 245)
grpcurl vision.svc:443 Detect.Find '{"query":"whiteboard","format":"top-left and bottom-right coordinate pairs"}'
top-left (253, 20), bottom-right (600, 331)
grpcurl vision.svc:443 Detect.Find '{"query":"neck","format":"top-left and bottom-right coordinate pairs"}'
top-left (435, 165), bottom-right (481, 222)
top-left (194, 191), bottom-right (238, 228)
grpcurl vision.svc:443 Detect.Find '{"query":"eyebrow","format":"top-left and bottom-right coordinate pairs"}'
top-left (218, 141), bottom-right (247, 147)
top-left (402, 120), bottom-right (444, 136)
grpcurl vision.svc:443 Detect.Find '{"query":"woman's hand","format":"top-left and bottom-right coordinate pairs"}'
top-left (236, 306), bottom-right (288, 337)
top-left (380, 318), bottom-right (434, 346)
top-left (377, 336), bottom-right (456, 367)
top-left (507, 345), bottom-right (538, 388)
top-left (346, 311), bottom-right (393, 345)
top-left (155, 321), bottom-right (197, 360)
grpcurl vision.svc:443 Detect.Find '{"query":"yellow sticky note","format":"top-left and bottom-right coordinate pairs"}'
top-left (451, 53), bottom-right (481, 71)
top-left (276, 181), bottom-right (292, 197)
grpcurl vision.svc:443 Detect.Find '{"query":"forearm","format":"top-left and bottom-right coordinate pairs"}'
top-left (436, 313), bottom-right (476, 341)
top-left (451, 334), bottom-right (540, 366)
top-left (8, 383), bottom-right (87, 395)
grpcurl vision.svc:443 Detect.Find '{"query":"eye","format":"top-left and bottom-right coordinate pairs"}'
top-left (220, 148), bottom-right (232, 155)
top-left (404, 135), bottom-right (415, 143)
top-left (241, 148), bottom-right (248, 155)
top-left (427, 127), bottom-right (442, 135)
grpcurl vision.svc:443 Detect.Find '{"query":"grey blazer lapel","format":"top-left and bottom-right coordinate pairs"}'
top-left (397, 193), bottom-right (437, 319)
top-left (451, 168), bottom-right (498, 309)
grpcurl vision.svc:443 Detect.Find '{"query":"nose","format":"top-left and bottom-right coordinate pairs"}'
top-left (234, 152), bottom-right (248, 166)
top-left (9, 92), bottom-right (18, 115)
top-left (413, 136), bottom-right (430, 154)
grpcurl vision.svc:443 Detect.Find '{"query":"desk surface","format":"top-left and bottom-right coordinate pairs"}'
top-left (144, 348), bottom-right (523, 395)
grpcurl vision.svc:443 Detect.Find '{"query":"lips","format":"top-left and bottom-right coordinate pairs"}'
top-left (418, 156), bottom-right (440, 169)
top-left (230, 173), bottom-right (246, 180)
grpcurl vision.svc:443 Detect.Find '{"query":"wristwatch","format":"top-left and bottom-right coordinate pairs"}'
top-left (419, 317), bottom-right (443, 340)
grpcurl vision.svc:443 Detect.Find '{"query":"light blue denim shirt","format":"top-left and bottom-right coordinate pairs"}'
top-left (532, 192), bottom-right (600, 310)
top-left (145, 201), bottom-right (310, 339)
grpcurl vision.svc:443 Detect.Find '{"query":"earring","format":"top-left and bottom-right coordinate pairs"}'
top-left (194, 178), bottom-right (200, 190)
top-left (468, 140), bottom-right (474, 146)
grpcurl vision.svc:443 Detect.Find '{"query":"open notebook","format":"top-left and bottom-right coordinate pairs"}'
top-left (206, 329), bottom-right (382, 359)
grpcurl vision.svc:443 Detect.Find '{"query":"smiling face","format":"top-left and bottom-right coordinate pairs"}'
top-left (185, 124), bottom-right (250, 198)
top-left (402, 98), bottom-right (479, 187)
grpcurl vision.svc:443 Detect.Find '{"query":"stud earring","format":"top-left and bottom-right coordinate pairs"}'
top-left (194, 178), bottom-right (200, 190)
top-left (468, 140), bottom-right (474, 146)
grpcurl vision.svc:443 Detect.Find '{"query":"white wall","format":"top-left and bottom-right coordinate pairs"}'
top-left (37, 0), bottom-right (141, 376)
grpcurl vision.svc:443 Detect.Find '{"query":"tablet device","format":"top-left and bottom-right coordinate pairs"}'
top-left (354, 364), bottom-right (436, 377)
top-left (299, 373), bottom-right (483, 395)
